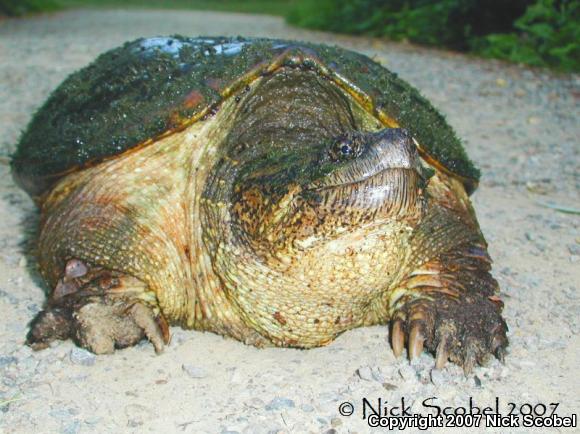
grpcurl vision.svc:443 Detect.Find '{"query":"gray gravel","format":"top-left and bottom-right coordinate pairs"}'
top-left (69, 348), bottom-right (97, 367)
top-left (0, 8), bottom-right (579, 434)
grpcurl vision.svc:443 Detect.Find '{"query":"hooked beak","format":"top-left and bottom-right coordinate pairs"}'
top-left (310, 128), bottom-right (429, 190)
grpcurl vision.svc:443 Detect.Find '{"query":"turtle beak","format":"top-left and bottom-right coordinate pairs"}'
top-left (311, 128), bottom-right (428, 189)
top-left (365, 128), bottom-right (422, 173)
top-left (303, 128), bottom-right (427, 219)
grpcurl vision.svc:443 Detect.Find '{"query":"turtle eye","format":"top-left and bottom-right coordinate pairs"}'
top-left (329, 136), bottom-right (359, 162)
top-left (340, 143), bottom-right (353, 156)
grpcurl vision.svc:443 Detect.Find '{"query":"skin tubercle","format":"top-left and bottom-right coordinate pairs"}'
top-left (38, 97), bottom-right (260, 341)
top-left (201, 71), bottom-right (431, 346)
top-left (33, 68), bottom-right (493, 353)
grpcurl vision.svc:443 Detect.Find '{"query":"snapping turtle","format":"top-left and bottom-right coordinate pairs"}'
top-left (13, 36), bottom-right (508, 372)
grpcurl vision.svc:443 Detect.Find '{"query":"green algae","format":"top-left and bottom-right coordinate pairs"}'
top-left (12, 36), bottom-right (479, 196)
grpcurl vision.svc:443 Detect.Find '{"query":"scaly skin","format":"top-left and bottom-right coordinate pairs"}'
top-left (33, 95), bottom-right (264, 346)
top-left (27, 69), bottom-right (507, 371)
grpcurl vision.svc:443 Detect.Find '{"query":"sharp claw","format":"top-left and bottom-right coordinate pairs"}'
top-left (495, 346), bottom-right (506, 364)
top-left (156, 314), bottom-right (171, 345)
top-left (129, 304), bottom-right (165, 354)
top-left (477, 352), bottom-right (492, 367)
top-left (463, 353), bottom-right (476, 376)
top-left (391, 320), bottom-right (405, 358)
top-left (408, 323), bottom-right (424, 360)
top-left (490, 334), bottom-right (501, 351)
top-left (463, 339), bottom-right (478, 375)
top-left (488, 295), bottom-right (504, 309)
top-left (491, 330), bottom-right (508, 351)
top-left (435, 337), bottom-right (448, 369)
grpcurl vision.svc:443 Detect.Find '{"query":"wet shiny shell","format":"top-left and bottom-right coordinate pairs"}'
top-left (11, 36), bottom-right (480, 196)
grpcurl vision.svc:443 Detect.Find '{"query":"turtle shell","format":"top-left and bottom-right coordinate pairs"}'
top-left (12, 36), bottom-right (480, 197)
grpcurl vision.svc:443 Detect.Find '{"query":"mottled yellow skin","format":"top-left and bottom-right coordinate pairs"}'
top-left (38, 96), bottom-right (265, 343)
top-left (38, 84), bottom-right (476, 349)
top-left (30, 69), bottom-right (507, 370)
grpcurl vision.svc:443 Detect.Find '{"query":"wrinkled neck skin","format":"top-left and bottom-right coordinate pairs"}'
top-left (202, 70), bottom-right (430, 346)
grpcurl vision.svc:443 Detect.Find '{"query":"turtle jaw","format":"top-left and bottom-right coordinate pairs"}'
top-left (299, 128), bottom-right (428, 227)
top-left (309, 128), bottom-right (427, 190)
top-left (230, 129), bottom-right (428, 255)
top-left (305, 167), bottom-right (426, 217)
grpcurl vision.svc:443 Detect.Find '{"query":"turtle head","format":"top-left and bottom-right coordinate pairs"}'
top-left (230, 127), bottom-right (430, 258)
top-left (310, 128), bottom-right (428, 193)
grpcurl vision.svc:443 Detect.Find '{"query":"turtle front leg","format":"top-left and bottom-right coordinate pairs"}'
top-left (388, 242), bottom-right (508, 374)
top-left (27, 259), bottom-right (170, 354)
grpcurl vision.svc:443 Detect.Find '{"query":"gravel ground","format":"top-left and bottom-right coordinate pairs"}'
top-left (0, 9), bottom-right (578, 434)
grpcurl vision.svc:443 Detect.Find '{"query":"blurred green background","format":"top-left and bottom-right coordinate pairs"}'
top-left (1, 0), bottom-right (578, 72)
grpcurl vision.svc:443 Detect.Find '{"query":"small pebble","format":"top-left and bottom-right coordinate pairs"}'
top-left (356, 366), bottom-right (373, 381)
top-left (69, 348), bottom-right (96, 366)
top-left (398, 364), bottom-right (416, 382)
top-left (62, 420), bottom-right (81, 434)
top-left (382, 382), bottom-right (397, 390)
top-left (50, 408), bottom-right (73, 419)
top-left (265, 397), bottom-right (295, 411)
top-left (330, 417), bottom-right (342, 427)
top-left (83, 416), bottom-right (101, 426)
top-left (182, 364), bottom-right (207, 379)
top-left (0, 356), bottom-right (17, 368)
top-left (371, 366), bottom-right (385, 382)
top-left (430, 369), bottom-right (445, 386)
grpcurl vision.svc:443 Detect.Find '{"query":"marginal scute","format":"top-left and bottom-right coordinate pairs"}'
top-left (12, 36), bottom-right (480, 196)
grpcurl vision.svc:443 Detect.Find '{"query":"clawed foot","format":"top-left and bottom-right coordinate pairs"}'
top-left (27, 259), bottom-right (169, 355)
top-left (389, 294), bottom-right (508, 374)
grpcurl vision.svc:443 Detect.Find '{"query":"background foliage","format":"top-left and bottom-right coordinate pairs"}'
top-left (288, 0), bottom-right (579, 72)
top-left (1, 0), bottom-right (578, 72)
top-left (0, 0), bottom-right (58, 16)
top-left (0, 0), bottom-right (295, 16)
